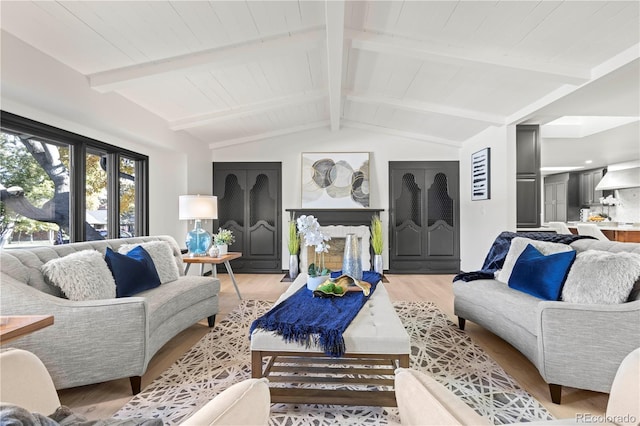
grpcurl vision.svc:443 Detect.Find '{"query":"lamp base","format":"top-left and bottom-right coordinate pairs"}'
top-left (185, 220), bottom-right (212, 256)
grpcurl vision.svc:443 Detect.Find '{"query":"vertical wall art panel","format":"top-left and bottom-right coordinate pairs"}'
top-left (471, 148), bottom-right (491, 201)
top-left (302, 152), bottom-right (370, 208)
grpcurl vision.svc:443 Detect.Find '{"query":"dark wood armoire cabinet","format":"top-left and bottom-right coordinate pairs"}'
top-left (213, 162), bottom-right (281, 273)
top-left (388, 161), bottom-right (460, 274)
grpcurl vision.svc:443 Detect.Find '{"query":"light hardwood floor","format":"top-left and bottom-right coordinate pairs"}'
top-left (59, 273), bottom-right (608, 422)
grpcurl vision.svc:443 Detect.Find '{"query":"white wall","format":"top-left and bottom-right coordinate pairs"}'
top-left (1, 30), bottom-right (209, 244)
top-left (459, 125), bottom-right (517, 271)
top-left (210, 126), bottom-right (462, 269)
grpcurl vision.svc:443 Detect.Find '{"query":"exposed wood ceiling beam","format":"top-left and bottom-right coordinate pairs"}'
top-left (89, 28), bottom-right (325, 93)
top-left (342, 120), bottom-right (463, 148)
top-left (508, 45), bottom-right (640, 125)
top-left (209, 120), bottom-right (330, 149)
top-left (346, 93), bottom-right (505, 125)
top-left (170, 90), bottom-right (327, 130)
top-left (348, 30), bottom-right (591, 85)
top-left (325, 1), bottom-right (345, 131)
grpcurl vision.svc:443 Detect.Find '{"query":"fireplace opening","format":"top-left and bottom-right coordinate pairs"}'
top-left (300, 225), bottom-right (370, 273)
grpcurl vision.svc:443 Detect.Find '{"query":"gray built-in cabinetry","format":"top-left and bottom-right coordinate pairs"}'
top-left (544, 173), bottom-right (579, 222)
top-left (388, 161), bottom-right (460, 274)
top-left (579, 168), bottom-right (605, 206)
top-left (543, 168), bottom-right (608, 222)
top-left (516, 125), bottom-right (541, 228)
top-left (213, 162), bottom-right (282, 273)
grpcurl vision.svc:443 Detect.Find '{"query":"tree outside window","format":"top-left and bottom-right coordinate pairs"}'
top-left (1, 131), bottom-right (141, 247)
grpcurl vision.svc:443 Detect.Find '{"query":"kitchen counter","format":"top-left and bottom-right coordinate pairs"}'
top-left (564, 223), bottom-right (640, 243)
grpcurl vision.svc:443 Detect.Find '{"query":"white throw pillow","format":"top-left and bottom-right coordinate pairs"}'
top-left (497, 237), bottom-right (573, 283)
top-left (562, 250), bottom-right (640, 304)
top-left (118, 241), bottom-right (179, 284)
top-left (41, 250), bottom-right (116, 301)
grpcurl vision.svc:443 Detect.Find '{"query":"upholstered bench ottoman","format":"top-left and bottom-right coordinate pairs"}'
top-left (250, 273), bottom-right (410, 407)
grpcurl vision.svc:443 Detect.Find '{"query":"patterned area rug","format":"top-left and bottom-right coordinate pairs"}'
top-left (114, 300), bottom-right (553, 425)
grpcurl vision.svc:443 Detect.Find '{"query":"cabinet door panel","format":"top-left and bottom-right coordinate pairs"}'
top-left (249, 221), bottom-right (276, 256)
top-left (517, 178), bottom-right (539, 227)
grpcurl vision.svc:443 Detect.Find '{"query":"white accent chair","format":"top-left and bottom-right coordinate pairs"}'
top-left (547, 221), bottom-right (572, 235)
top-left (395, 347), bottom-right (640, 426)
top-left (576, 223), bottom-right (610, 241)
top-left (0, 348), bottom-right (271, 425)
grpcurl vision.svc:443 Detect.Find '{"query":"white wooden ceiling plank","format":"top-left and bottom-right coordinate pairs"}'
top-left (391, 1), bottom-right (460, 36)
top-left (363, 1), bottom-right (408, 33)
top-left (297, 1), bottom-right (327, 29)
top-left (0, 1), bottom-right (135, 73)
top-left (469, 1), bottom-right (553, 51)
top-left (344, 0), bottom-right (368, 31)
top-left (326, 0), bottom-right (345, 131)
top-left (208, 121), bottom-right (330, 149)
top-left (546, 2), bottom-right (639, 66)
top-left (208, 1), bottom-right (261, 42)
top-left (512, 2), bottom-right (613, 64)
top-left (170, 90), bottom-right (327, 130)
top-left (190, 70), bottom-right (238, 107)
top-left (169, 1), bottom-right (233, 50)
top-left (212, 66), bottom-right (270, 105)
top-left (81, 1), bottom-right (163, 62)
top-left (256, 52), bottom-right (311, 96)
top-left (308, 50), bottom-right (326, 90)
top-left (349, 29), bottom-right (590, 84)
top-left (89, 28), bottom-right (325, 92)
top-left (342, 120), bottom-right (463, 148)
top-left (346, 93), bottom-right (505, 125)
top-left (246, 1), bottom-right (289, 36)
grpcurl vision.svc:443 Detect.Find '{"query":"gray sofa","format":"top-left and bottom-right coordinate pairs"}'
top-left (0, 235), bottom-right (220, 394)
top-left (453, 239), bottom-right (640, 404)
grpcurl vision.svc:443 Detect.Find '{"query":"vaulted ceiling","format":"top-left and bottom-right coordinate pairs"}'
top-left (1, 1), bottom-right (639, 150)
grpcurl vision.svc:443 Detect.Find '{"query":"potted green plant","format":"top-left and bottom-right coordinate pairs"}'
top-left (370, 215), bottom-right (384, 274)
top-left (213, 228), bottom-right (235, 255)
top-left (287, 220), bottom-right (300, 280)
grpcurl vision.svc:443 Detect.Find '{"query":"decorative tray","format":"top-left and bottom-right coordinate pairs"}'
top-left (313, 274), bottom-right (371, 298)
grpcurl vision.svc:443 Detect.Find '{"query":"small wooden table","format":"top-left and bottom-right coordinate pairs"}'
top-left (183, 252), bottom-right (243, 300)
top-left (0, 315), bottom-right (54, 345)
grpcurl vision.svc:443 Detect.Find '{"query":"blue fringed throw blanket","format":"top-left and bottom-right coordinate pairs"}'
top-left (249, 271), bottom-right (382, 357)
top-left (453, 231), bottom-right (594, 282)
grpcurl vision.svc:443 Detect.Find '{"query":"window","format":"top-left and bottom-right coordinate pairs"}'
top-left (0, 111), bottom-right (148, 247)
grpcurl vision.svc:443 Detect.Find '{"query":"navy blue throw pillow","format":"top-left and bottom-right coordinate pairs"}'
top-left (105, 246), bottom-right (161, 298)
top-left (508, 244), bottom-right (576, 301)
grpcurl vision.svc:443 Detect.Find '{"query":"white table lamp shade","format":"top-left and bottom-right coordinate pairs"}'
top-left (179, 195), bottom-right (218, 220)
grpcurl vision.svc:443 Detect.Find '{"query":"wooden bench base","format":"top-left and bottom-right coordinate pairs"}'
top-left (251, 350), bottom-right (410, 407)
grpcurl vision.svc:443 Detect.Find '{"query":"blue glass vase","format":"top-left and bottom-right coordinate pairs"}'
top-left (185, 220), bottom-right (212, 256)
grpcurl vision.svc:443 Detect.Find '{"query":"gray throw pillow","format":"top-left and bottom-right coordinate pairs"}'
top-left (118, 241), bottom-right (179, 284)
top-left (562, 250), bottom-right (640, 304)
top-left (497, 237), bottom-right (574, 283)
top-left (41, 250), bottom-right (116, 301)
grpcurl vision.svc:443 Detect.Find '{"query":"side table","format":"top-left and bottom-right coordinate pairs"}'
top-left (183, 252), bottom-right (243, 300)
top-left (0, 315), bottom-right (54, 345)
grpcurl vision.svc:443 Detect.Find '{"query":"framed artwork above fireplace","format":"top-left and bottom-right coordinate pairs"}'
top-left (301, 152), bottom-right (370, 208)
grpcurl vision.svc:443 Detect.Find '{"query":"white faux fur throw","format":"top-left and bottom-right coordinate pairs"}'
top-left (41, 250), bottom-right (116, 301)
top-left (118, 241), bottom-right (179, 284)
top-left (562, 250), bottom-right (640, 304)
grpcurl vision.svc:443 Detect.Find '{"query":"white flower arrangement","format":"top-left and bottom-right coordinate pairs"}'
top-left (296, 215), bottom-right (331, 277)
top-left (599, 195), bottom-right (620, 206)
top-left (213, 228), bottom-right (235, 245)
